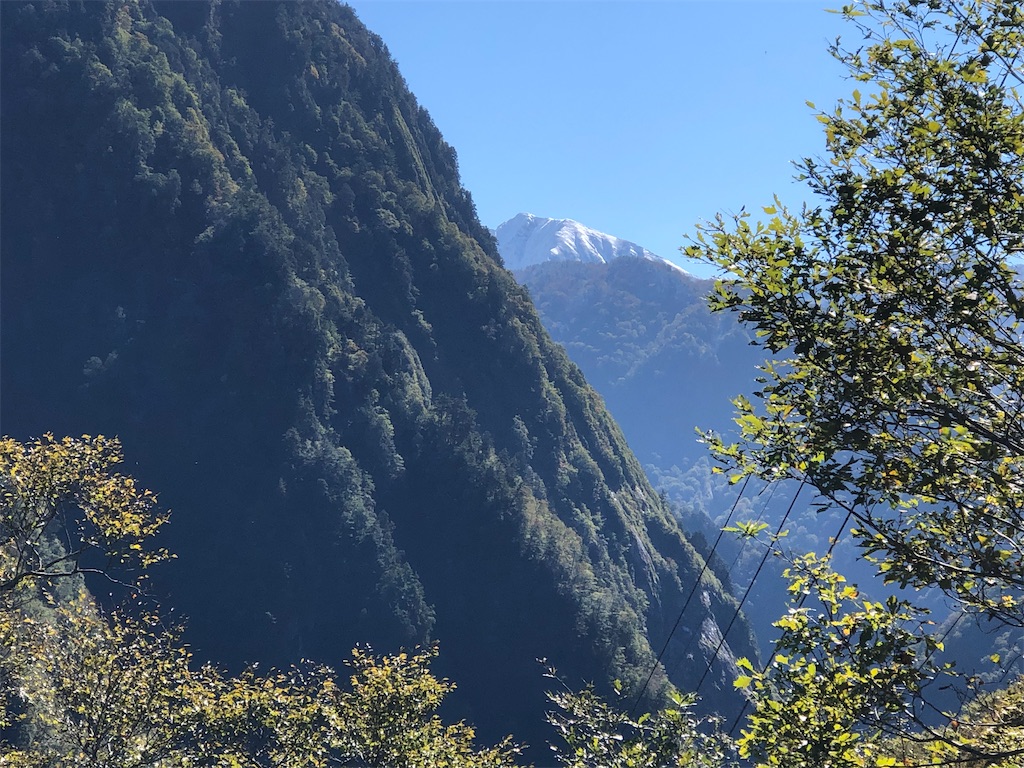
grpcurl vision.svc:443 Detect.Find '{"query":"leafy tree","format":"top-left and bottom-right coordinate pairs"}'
top-left (0, 435), bottom-right (330, 766)
top-left (7, 607), bottom-right (521, 768)
top-left (882, 676), bottom-right (1024, 766)
top-left (8, 604), bottom-right (224, 768)
top-left (0, 434), bottom-right (169, 599)
top-left (733, 554), bottom-right (950, 768)
top-left (332, 645), bottom-right (521, 768)
top-left (545, 673), bottom-right (737, 768)
top-left (688, 0), bottom-right (1024, 624)
top-left (685, 0), bottom-right (1024, 763)
top-left (0, 435), bottom-right (522, 766)
top-left (1, 434), bottom-right (172, 761)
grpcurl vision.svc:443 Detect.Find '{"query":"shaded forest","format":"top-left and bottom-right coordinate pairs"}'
top-left (0, 0), bottom-right (755, 753)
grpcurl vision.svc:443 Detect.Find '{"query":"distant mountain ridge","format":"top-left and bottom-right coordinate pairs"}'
top-left (496, 212), bottom-right (689, 273)
top-left (503, 222), bottom-right (785, 636)
top-left (511, 255), bottom-right (756, 486)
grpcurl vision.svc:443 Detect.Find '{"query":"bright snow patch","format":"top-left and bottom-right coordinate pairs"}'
top-left (495, 213), bottom-right (689, 275)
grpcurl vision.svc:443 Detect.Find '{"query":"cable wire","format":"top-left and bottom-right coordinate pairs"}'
top-left (693, 478), bottom-right (806, 698)
top-left (726, 499), bottom-right (853, 737)
top-left (667, 478), bottom-right (778, 681)
top-left (630, 475), bottom-right (752, 714)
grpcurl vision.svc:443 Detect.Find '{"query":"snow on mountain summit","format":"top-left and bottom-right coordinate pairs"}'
top-left (496, 213), bottom-right (688, 274)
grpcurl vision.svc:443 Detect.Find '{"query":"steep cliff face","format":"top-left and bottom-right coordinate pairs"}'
top-left (0, 0), bottom-right (756, 747)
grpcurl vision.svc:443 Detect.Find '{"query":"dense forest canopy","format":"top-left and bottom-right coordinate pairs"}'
top-left (0, 0), bottom-right (754, 756)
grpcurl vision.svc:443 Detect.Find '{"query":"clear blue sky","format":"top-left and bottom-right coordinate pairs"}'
top-left (345, 1), bottom-right (854, 277)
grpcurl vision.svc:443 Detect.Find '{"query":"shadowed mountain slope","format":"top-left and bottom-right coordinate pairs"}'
top-left (0, 0), bottom-right (757, 749)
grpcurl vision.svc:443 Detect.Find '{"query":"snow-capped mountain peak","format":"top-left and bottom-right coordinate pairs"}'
top-left (495, 213), bottom-right (687, 274)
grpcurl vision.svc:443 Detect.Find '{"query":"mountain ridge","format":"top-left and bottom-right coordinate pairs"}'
top-left (496, 212), bottom-right (690, 274)
top-left (505, 219), bottom-right (1022, 676)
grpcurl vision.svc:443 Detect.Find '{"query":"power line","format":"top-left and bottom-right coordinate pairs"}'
top-left (630, 475), bottom-right (752, 714)
top-left (667, 478), bottom-right (779, 682)
top-left (995, 650), bottom-right (1023, 686)
top-left (693, 478), bottom-right (806, 698)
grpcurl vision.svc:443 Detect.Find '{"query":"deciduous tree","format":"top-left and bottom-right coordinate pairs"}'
top-left (686, 0), bottom-right (1024, 763)
top-left (545, 676), bottom-right (736, 768)
top-left (688, 0), bottom-right (1024, 624)
top-left (0, 436), bottom-right (522, 766)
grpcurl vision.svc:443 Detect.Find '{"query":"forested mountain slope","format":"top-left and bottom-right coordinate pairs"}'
top-left (512, 257), bottom-right (794, 627)
top-left (0, 0), bottom-right (756, 749)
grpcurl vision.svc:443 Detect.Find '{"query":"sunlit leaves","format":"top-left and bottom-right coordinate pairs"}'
top-left (686, 0), bottom-right (1024, 624)
top-left (0, 436), bottom-right (521, 766)
top-left (332, 645), bottom-right (521, 768)
top-left (545, 675), bottom-right (736, 768)
top-left (9, 604), bottom-right (213, 767)
top-left (735, 555), bottom-right (950, 768)
top-left (6, 605), bottom-right (520, 768)
top-left (880, 676), bottom-right (1024, 766)
top-left (0, 434), bottom-right (169, 599)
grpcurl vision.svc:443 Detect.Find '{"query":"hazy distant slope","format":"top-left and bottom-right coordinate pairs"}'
top-left (516, 255), bottom-right (759, 474)
top-left (0, 0), bottom-right (756, 749)
top-left (510, 234), bottom-right (793, 638)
